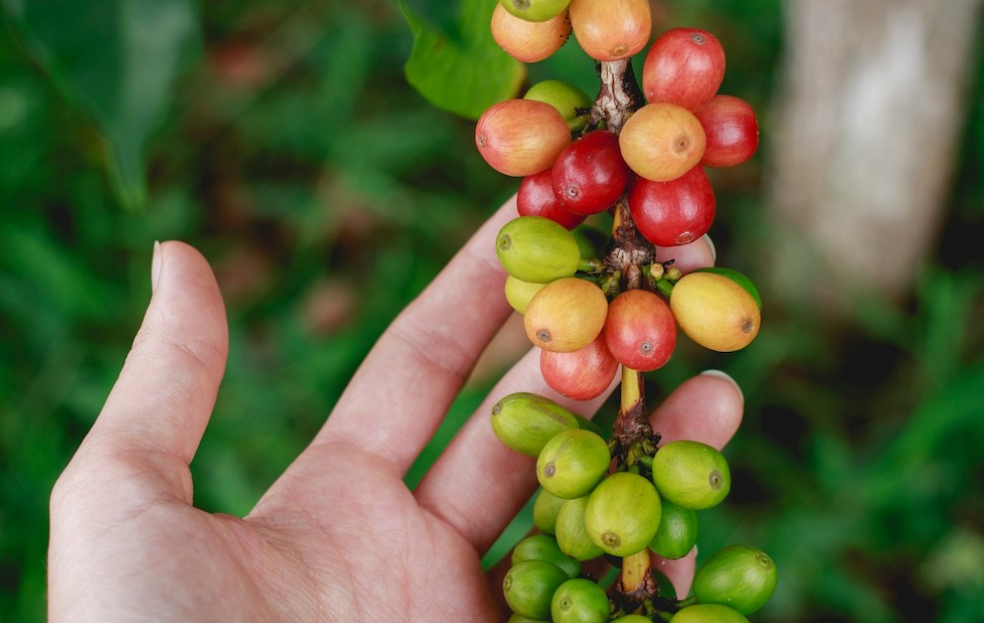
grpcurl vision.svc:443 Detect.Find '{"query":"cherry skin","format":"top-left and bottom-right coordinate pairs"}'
top-left (540, 333), bottom-right (620, 400)
top-left (518, 169), bottom-right (586, 230)
top-left (476, 99), bottom-right (571, 177)
top-left (551, 130), bottom-right (630, 215)
top-left (618, 103), bottom-right (706, 182)
top-left (696, 95), bottom-right (759, 168)
top-left (568, 0), bottom-right (651, 61)
top-left (491, 3), bottom-right (572, 63)
top-left (628, 165), bottom-right (716, 247)
top-left (642, 28), bottom-right (726, 111)
top-left (604, 289), bottom-right (677, 372)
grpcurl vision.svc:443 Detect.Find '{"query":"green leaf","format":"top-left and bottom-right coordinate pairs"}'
top-left (2, 0), bottom-right (201, 209)
top-left (399, 0), bottom-right (525, 120)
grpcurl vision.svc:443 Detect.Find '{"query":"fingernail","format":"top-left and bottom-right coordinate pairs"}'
top-left (701, 233), bottom-right (717, 262)
top-left (152, 241), bottom-right (163, 293)
top-left (700, 369), bottom-right (743, 402)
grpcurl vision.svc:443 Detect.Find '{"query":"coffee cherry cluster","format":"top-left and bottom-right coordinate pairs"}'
top-left (480, 21), bottom-right (762, 401)
top-left (496, 212), bottom-right (761, 401)
top-left (492, 393), bottom-right (778, 622)
top-left (476, 2), bottom-right (776, 621)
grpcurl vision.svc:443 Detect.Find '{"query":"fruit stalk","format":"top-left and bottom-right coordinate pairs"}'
top-left (610, 365), bottom-right (660, 605)
top-left (611, 366), bottom-right (657, 465)
top-left (615, 548), bottom-right (660, 613)
top-left (592, 57), bottom-right (667, 611)
top-left (590, 59), bottom-right (645, 134)
top-left (605, 197), bottom-right (655, 291)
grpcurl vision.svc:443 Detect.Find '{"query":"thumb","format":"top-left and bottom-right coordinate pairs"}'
top-left (73, 241), bottom-right (229, 502)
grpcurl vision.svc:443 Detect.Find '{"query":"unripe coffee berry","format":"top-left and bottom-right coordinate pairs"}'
top-left (503, 559), bottom-right (571, 620)
top-left (584, 472), bottom-right (661, 557)
top-left (491, 392), bottom-right (579, 457)
top-left (536, 429), bottom-right (611, 499)
top-left (693, 545), bottom-right (778, 615)
top-left (555, 496), bottom-right (605, 561)
top-left (511, 534), bottom-right (581, 579)
top-left (649, 498), bottom-right (698, 559)
top-left (551, 578), bottom-right (610, 623)
top-left (651, 440), bottom-right (731, 510)
top-left (671, 604), bottom-right (750, 623)
top-left (496, 215), bottom-right (580, 284)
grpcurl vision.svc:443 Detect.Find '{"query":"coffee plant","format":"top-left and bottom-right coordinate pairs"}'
top-left (404, 1), bottom-right (775, 620)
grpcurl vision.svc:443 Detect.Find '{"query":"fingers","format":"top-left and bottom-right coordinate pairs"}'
top-left (653, 549), bottom-right (697, 598)
top-left (648, 370), bottom-right (743, 596)
top-left (69, 241), bottom-right (229, 503)
top-left (650, 370), bottom-right (744, 450)
top-left (414, 348), bottom-right (618, 555)
top-left (313, 197), bottom-right (519, 474)
top-left (655, 234), bottom-right (716, 275)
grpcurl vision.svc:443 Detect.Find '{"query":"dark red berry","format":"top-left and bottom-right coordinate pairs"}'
top-left (628, 165), bottom-right (715, 247)
top-left (518, 169), bottom-right (587, 230)
top-left (551, 131), bottom-right (630, 215)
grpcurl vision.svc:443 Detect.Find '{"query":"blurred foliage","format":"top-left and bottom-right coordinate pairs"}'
top-left (400, 0), bottom-right (524, 119)
top-left (0, 1), bottom-right (982, 622)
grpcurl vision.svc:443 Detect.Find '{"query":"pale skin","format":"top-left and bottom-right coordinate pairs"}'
top-left (47, 196), bottom-right (743, 622)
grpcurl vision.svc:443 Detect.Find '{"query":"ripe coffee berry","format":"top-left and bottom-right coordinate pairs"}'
top-left (628, 164), bottom-right (716, 246)
top-left (696, 94), bottom-right (760, 168)
top-left (541, 333), bottom-right (619, 401)
top-left (642, 28), bottom-right (726, 111)
top-left (476, 99), bottom-right (570, 177)
top-left (569, 0), bottom-right (651, 61)
top-left (619, 103), bottom-right (706, 182)
top-left (551, 130), bottom-right (629, 215)
top-left (491, 3), bottom-right (572, 63)
top-left (518, 169), bottom-right (586, 230)
top-left (604, 289), bottom-right (677, 371)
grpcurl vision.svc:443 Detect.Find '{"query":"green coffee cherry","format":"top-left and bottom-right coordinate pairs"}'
top-left (610, 615), bottom-right (653, 623)
top-left (532, 488), bottom-right (565, 535)
top-left (512, 534), bottom-right (581, 579)
top-left (503, 559), bottom-right (570, 620)
top-left (508, 615), bottom-right (550, 623)
top-left (505, 275), bottom-right (546, 314)
top-left (555, 496), bottom-right (604, 561)
top-left (551, 578), bottom-right (610, 623)
top-left (536, 429), bottom-right (610, 499)
top-left (496, 216), bottom-right (580, 284)
top-left (584, 472), bottom-right (661, 557)
top-left (693, 545), bottom-right (778, 615)
top-left (525, 80), bottom-right (592, 121)
top-left (491, 392), bottom-right (578, 457)
top-left (651, 440), bottom-right (731, 510)
top-left (670, 604), bottom-right (750, 623)
top-left (650, 499), bottom-right (698, 560)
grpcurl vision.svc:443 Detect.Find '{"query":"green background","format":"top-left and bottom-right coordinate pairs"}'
top-left (2, 1), bottom-right (983, 621)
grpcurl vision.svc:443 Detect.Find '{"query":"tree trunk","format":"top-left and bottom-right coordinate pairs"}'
top-left (765, 0), bottom-right (983, 311)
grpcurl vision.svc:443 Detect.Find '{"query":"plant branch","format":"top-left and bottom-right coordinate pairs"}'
top-left (591, 59), bottom-right (646, 134)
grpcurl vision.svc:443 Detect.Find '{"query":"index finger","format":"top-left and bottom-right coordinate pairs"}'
top-left (313, 196), bottom-right (519, 474)
top-left (648, 369), bottom-right (745, 597)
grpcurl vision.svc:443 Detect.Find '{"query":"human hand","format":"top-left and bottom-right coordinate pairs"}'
top-left (47, 196), bottom-right (743, 622)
